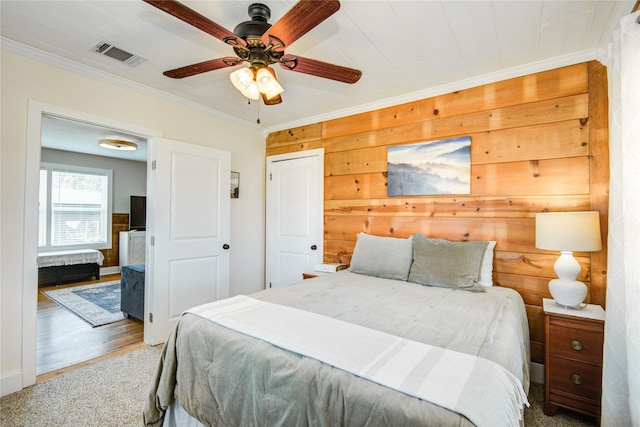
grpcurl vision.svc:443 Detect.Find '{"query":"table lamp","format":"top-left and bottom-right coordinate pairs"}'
top-left (535, 211), bottom-right (602, 308)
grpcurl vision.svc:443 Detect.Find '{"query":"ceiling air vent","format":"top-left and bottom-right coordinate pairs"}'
top-left (93, 41), bottom-right (146, 67)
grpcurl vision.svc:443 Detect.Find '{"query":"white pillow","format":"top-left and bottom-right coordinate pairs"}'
top-left (349, 233), bottom-right (414, 281)
top-left (478, 241), bottom-right (496, 287)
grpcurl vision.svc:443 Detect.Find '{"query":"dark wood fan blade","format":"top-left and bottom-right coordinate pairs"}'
top-left (163, 57), bottom-right (241, 79)
top-left (262, 0), bottom-right (340, 48)
top-left (280, 55), bottom-right (361, 84)
top-left (144, 0), bottom-right (245, 47)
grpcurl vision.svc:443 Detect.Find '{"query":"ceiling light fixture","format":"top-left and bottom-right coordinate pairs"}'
top-left (145, 1), bottom-right (362, 107)
top-left (99, 139), bottom-right (138, 151)
top-left (230, 65), bottom-right (283, 101)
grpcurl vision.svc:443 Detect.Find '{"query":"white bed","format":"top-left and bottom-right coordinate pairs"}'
top-left (144, 233), bottom-right (531, 426)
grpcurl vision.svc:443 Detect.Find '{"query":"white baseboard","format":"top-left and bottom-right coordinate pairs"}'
top-left (1, 372), bottom-right (23, 397)
top-left (530, 362), bottom-right (544, 384)
top-left (100, 266), bottom-right (120, 276)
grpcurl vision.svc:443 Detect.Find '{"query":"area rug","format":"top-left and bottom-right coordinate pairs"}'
top-left (42, 281), bottom-right (125, 327)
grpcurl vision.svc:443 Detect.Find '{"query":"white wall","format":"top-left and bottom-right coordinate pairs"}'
top-left (41, 148), bottom-right (147, 213)
top-left (0, 49), bottom-right (266, 395)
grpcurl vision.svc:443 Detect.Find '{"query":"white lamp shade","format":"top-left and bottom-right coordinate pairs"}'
top-left (535, 211), bottom-right (602, 252)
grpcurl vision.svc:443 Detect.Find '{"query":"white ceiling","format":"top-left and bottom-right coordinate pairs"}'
top-left (41, 115), bottom-right (149, 162)
top-left (1, 0), bottom-right (634, 158)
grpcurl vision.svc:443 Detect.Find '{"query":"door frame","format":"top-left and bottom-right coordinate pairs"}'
top-left (265, 148), bottom-right (324, 288)
top-left (23, 100), bottom-right (161, 388)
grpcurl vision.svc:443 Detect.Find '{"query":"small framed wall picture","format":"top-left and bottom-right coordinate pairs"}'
top-left (230, 171), bottom-right (239, 198)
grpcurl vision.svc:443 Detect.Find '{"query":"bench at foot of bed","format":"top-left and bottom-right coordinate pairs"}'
top-left (37, 249), bottom-right (104, 287)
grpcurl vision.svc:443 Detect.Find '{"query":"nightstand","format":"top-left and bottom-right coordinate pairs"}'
top-left (543, 298), bottom-right (605, 421)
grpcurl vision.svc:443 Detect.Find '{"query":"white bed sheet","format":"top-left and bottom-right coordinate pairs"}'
top-left (163, 400), bottom-right (205, 427)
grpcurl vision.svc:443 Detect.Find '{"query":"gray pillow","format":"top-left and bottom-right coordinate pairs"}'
top-left (349, 233), bottom-right (414, 280)
top-left (408, 234), bottom-right (488, 292)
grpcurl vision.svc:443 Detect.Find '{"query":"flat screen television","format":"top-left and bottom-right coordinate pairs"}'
top-left (129, 195), bottom-right (147, 231)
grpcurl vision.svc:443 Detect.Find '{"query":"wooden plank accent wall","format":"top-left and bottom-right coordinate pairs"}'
top-left (100, 213), bottom-right (129, 268)
top-left (266, 61), bottom-right (609, 365)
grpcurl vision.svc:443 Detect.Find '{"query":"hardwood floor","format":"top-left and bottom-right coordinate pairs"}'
top-left (37, 273), bottom-right (144, 380)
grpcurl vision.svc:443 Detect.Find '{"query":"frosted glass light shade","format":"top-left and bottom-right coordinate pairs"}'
top-left (256, 67), bottom-right (284, 100)
top-left (240, 81), bottom-right (260, 100)
top-left (230, 68), bottom-right (259, 100)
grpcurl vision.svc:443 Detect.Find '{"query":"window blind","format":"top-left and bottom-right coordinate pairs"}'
top-left (39, 163), bottom-right (112, 250)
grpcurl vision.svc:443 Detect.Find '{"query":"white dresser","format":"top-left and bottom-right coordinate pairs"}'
top-left (119, 230), bottom-right (146, 266)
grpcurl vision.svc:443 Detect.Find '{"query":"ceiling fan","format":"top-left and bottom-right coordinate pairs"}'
top-left (144, 0), bottom-right (362, 105)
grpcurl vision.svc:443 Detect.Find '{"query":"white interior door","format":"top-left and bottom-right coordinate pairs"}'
top-left (266, 149), bottom-right (324, 288)
top-left (145, 137), bottom-right (230, 344)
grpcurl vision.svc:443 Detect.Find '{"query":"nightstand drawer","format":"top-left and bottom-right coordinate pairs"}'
top-left (548, 391), bottom-right (601, 417)
top-left (548, 324), bottom-right (603, 364)
top-left (548, 355), bottom-right (602, 401)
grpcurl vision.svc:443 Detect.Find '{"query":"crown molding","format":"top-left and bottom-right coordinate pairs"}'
top-left (1, 37), bottom-right (262, 131)
top-left (2, 37), bottom-right (599, 137)
top-left (263, 49), bottom-right (598, 134)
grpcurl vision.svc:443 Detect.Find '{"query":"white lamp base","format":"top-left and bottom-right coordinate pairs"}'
top-left (548, 279), bottom-right (587, 309)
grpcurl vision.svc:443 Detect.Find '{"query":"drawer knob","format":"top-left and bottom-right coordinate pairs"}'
top-left (570, 373), bottom-right (583, 385)
top-left (571, 340), bottom-right (584, 351)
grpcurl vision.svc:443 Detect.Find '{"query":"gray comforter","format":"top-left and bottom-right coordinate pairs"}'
top-left (144, 271), bottom-right (530, 426)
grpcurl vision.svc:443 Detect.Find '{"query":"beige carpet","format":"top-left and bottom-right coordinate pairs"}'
top-left (0, 346), bottom-right (162, 427)
top-left (524, 382), bottom-right (598, 427)
top-left (1, 345), bottom-right (598, 426)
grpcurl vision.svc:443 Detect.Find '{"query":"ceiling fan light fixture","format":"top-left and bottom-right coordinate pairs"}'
top-left (99, 139), bottom-right (138, 151)
top-left (231, 66), bottom-right (281, 101)
top-left (149, 0), bottom-right (362, 106)
top-left (256, 67), bottom-right (284, 100)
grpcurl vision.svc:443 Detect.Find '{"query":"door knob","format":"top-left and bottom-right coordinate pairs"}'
top-left (223, 244), bottom-right (230, 250)
top-left (310, 245), bottom-right (317, 250)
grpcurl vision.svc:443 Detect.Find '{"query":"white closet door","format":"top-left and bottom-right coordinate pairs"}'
top-left (266, 149), bottom-right (324, 288)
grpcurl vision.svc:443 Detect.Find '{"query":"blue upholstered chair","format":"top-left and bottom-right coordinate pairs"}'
top-left (120, 264), bottom-right (145, 321)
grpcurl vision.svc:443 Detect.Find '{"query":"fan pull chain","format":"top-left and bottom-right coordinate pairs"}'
top-left (246, 97), bottom-right (261, 124)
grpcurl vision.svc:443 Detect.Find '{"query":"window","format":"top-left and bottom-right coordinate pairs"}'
top-left (39, 163), bottom-right (113, 251)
